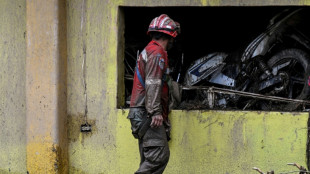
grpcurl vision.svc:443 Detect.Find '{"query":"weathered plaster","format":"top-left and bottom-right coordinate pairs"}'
top-left (0, 0), bottom-right (26, 173)
top-left (1, 0), bottom-right (309, 173)
top-left (67, 0), bottom-right (310, 173)
top-left (26, 0), bottom-right (67, 173)
top-left (117, 110), bottom-right (308, 173)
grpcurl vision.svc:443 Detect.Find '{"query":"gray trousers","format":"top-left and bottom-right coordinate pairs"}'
top-left (128, 108), bottom-right (170, 174)
top-left (135, 125), bottom-right (170, 174)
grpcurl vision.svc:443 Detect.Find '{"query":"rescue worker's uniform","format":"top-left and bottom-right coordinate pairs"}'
top-left (128, 40), bottom-right (170, 174)
top-left (127, 14), bottom-right (180, 174)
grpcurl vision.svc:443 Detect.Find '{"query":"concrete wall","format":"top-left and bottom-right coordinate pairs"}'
top-left (117, 110), bottom-right (308, 173)
top-left (0, 0), bottom-right (310, 173)
top-left (26, 0), bottom-right (68, 173)
top-left (0, 1), bottom-right (26, 173)
top-left (67, 0), bottom-right (310, 173)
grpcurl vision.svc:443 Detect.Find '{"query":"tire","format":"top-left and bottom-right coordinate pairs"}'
top-left (265, 48), bottom-right (310, 111)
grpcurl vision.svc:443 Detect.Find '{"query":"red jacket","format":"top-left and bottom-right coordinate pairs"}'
top-left (130, 40), bottom-right (169, 120)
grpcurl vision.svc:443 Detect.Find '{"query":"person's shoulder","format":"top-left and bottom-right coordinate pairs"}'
top-left (147, 44), bottom-right (165, 57)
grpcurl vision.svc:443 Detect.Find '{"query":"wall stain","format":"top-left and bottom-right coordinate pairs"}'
top-left (69, 165), bottom-right (87, 174)
top-left (231, 117), bottom-right (246, 157)
top-left (69, 165), bottom-right (105, 174)
top-left (67, 114), bottom-right (98, 144)
top-left (204, 119), bottom-right (218, 128)
top-left (197, 113), bottom-right (213, 124)
top-left (51, 144), bottom-right (68, 174)
top-left (292, 112), bottom-right (302, 116)
top-left (218, 122), bottom-right (224, 127)
top-left (0, 168), bottom-right (21, 174)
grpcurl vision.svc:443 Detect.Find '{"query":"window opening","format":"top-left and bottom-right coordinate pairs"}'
top-left (123, 7), bottom-right (310, 111)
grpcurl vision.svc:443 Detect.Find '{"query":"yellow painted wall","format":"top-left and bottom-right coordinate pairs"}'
top-left (67, 0), bottom-right (310, 173)
top-left (67, 0), bottom-right (119, 172)
top-left (117, 110), bottom-right (308, 173)
top-left (68, 107), bottom-right (309, 173)
top-left (0, 0), bottom-right (309, 173)
top-left (0, 0), bottom-right (26, 173)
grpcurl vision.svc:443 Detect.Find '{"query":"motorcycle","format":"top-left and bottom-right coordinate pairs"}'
top-left (182, 8), bottom-right (310, 111)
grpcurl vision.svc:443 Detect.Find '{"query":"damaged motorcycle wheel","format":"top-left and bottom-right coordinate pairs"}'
top-left (262, 48), bottom-right (310, 111)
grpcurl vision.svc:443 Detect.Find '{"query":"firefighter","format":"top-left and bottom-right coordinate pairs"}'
top-left (127, 14), bottom-right (180, 174)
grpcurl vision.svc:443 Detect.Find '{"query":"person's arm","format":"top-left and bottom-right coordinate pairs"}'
top-left (145, 52), bottom-right (165, 128)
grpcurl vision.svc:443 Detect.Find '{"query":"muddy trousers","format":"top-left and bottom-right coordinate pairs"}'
top-left (135, 126), bottom-right (170, 174)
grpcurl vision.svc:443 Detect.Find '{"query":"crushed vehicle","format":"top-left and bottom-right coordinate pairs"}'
top-left (124, 8), bottom-right (310, 111)
top-left (181, 8), bottom-right (310, 111)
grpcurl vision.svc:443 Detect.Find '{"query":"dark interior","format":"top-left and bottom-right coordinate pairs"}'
top-left (122, 6), bottom-right (303, 108)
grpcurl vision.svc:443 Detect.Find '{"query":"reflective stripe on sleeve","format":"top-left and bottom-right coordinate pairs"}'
top-left (145, 79), bottom-right (161, 85)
